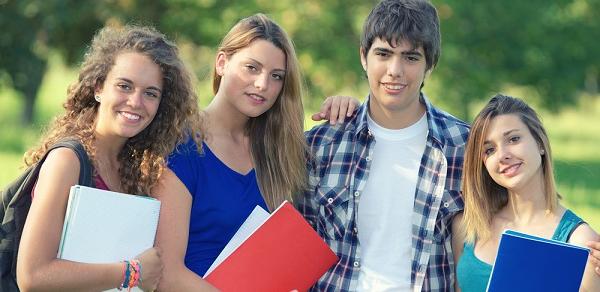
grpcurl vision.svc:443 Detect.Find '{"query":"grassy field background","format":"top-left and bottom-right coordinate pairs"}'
top-left (1, 55), bottom-right (599, 231)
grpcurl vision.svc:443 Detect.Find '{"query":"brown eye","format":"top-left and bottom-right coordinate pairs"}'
top-left (145, 91), bottom-right (160, 99)
top-left (245, 64), bottom-right (258, 72)
top-left (272, 73), bottom-right (283, 81)
top-left (117, 83), bottom-right (132, 91)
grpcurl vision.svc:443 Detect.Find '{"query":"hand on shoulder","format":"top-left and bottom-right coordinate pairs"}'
top-left (311, 95), bottom-right (360, 125)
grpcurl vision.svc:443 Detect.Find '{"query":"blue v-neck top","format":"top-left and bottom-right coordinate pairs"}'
top-left (168, 139), bottom-right (268, 277)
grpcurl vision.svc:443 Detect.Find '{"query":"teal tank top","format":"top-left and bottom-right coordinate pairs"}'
top-left (456, 209), bottom-right (583, 292)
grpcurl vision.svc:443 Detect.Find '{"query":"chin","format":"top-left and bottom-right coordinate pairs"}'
top-left (245, 109), bottom-right (269, 118)
top-left (119, 129), bottom-right (145, 139)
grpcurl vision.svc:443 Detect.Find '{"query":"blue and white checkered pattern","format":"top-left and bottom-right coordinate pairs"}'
top-left (298, 93), bottom-right (470, 292)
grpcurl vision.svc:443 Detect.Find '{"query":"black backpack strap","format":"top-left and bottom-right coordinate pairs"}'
top-left (3, 138), bottom-right (94, 213)
top-left (47, 139), bottom-right (93, 187)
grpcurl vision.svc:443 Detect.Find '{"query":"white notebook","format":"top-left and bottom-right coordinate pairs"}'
top-left (58, 185), bottom-right (161, 291)
top-left (204, 205), bottom-right (270, 277)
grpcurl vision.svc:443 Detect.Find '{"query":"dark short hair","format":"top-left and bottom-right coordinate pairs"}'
top-left (361, 0), bottom-right (441, 70)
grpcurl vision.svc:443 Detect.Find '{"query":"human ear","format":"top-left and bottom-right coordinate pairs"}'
top-left (215, 51), bottom-right (228, 76)
top-left (425, 68), bottom-right (433, 79)
top-left (359, 47), bottom-right (367, 71)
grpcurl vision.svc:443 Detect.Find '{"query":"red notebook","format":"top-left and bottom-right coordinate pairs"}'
top-left (204, 201), bottom-right (338, 291)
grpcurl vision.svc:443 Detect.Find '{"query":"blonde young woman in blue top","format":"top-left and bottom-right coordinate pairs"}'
top-left (452, 94), bottom-right (600, 291)
top-left (152, 13), bottom-right (357, 291)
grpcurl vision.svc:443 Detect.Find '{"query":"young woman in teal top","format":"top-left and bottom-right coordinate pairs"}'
top-left (452, 95), bottom-right (600, 291)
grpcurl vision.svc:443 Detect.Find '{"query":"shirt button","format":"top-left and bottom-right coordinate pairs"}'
top-left (419, 264), bottom-right (426, 273)
top-left (354, 191), bottom-right (360, 197)
top-left (327, 198), bottom-right (334, 204)
top-left (353, 261), bottom-right (360, 267)
top-left (353, 227), bottom-right (358, 234)
top-left (443, 201), bottom-right (450, 208)
top-left (365, 156), bottom-right (372, 162)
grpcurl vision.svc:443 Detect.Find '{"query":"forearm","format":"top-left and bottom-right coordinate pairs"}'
top-left (18, 260), bottom-right (123, 292)
top-left (158, 265), bottom-right (218, 292)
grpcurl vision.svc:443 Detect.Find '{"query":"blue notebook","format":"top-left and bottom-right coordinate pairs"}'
top-left (487, 229), bottom-right (589, 292)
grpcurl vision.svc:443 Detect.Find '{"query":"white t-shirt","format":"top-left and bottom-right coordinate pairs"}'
top-left (356, 113), bottom-right (428, 292)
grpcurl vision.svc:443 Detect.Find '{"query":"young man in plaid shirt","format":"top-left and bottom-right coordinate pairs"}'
top-left (298, 0), bottom-right (469, 291)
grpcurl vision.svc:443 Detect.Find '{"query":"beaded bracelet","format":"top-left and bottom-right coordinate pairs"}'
top-left (130, 260), bottom-right (140, 288)
top-left (118, 260), bottom-right (141, 291)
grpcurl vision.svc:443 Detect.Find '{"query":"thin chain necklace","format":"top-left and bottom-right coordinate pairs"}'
top-left (94, 160), bottom-right (122, 192)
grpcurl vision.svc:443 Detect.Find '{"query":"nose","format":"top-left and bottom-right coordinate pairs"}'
top-left (387, 56), bottom-right (403, 78)
top-left (254, 73), bottom-right (269, 92)
top-left (127, 90), bottom-right (143, 108)
top-left (499, 146), bottom-right (512, 161)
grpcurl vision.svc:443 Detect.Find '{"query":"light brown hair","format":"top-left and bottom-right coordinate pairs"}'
top-left (462, 94), bottom-right (559, 242)
top-left (212, 13), bottom-right (306, 211)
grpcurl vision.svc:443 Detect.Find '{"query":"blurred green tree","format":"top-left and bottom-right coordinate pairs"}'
top-left (0, 0), bottom-right (47, 125)
top-left (434, 0), bottom-right (600, 117)
top-left (1, 0), bottom-right (598, 124)
top-left (0, 0), bottom-right (103, 125)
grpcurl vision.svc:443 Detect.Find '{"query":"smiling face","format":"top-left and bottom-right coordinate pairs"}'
top-left (361, 37), bottom-right (428, 128)
top-left (94, 52), bottom-right (163, 139)
top-left (482, 114), bottom-right (545, 193)
top-left (215, 39), bottom-right (286, 118)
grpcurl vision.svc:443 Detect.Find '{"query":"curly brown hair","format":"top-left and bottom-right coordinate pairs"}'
top-left (25, 25), bottom-right (202, 195)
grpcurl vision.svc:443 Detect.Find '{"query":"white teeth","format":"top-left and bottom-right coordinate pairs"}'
top-left (120, 112), bottom-right (140, 120)
top-left (383, 84), bottom-right (405, 90)
top-left (249, 94), bottom-right (264, 101)
top-left (502, 164), bottom-right (520, 175)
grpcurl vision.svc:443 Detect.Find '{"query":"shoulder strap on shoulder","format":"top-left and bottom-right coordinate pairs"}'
top-left (2, 138), bottom-right (94, 214)
top-left (48, 138), bottom-right (94, 187)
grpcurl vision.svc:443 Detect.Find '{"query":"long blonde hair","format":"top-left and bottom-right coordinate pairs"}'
top-left (212, 14), bottom-right (306, 211)
top-left (462, 94), bottom-right (559, 242)
top-left (25, 25), bottom-right (202, 195)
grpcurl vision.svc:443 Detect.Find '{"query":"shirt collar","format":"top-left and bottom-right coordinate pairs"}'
top-left (352, 92), bottom-right (447, 147)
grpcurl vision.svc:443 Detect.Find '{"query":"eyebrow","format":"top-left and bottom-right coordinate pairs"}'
top-left (372, 47), bottom-right (394, 55)
top-left (247, 57), bottom-right (286, 74)
top-left (372, 47), bottom-right (424, 58)
top-left (483, 129), bottom-right (521, 144)
top-left (402, 50), bottom-right (423, 57)
top-left (117, 77), bottom-right (162, 93)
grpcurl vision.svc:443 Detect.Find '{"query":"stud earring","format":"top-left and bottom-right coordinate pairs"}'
top-left (94, 95), bottom-right (101, 102)
top-left (540, 149), bottom-right (545, 155)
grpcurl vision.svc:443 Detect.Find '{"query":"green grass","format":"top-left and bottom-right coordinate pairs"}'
top-left (1, 56), bottom-right (599, 231)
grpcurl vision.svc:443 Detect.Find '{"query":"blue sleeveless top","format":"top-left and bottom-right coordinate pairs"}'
top-left (168, 139), bottom-right (268, 277)
top-left (456, 209), bottom-right (584, 292)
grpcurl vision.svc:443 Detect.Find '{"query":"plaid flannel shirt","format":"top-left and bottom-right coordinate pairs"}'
top-left (298, 94), bottom-right (469, 292)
